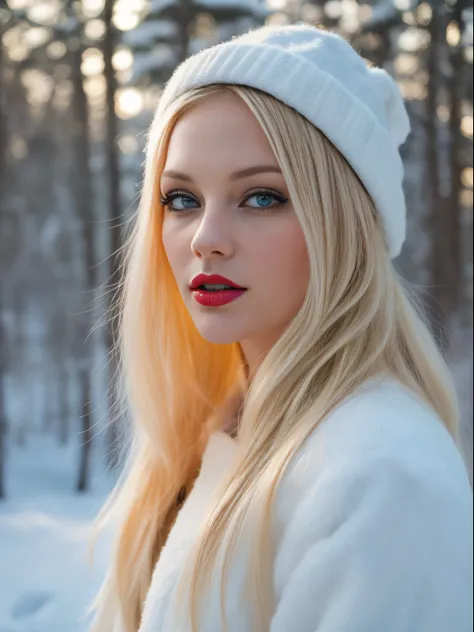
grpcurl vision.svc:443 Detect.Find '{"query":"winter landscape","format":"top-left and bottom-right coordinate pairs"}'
top-left (0, 0), bottom-right (472, 630)
top-left (0, 435), bottom-right (113, 631)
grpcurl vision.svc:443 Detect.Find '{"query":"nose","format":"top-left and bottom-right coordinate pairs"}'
top-left (191, 208), bottom-right (234, 259)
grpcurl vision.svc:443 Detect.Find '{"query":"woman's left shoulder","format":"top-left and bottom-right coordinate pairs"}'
top-left (297, 376), bottom-right (470, 487)
top-left (275, 376), bottom-right (472, 537)
top-left (270, 378), bottom-right (473, 632)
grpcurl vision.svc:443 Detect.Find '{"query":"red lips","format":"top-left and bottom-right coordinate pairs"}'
top-left (189, 274), bottom-right (246, 290)
top-left (189, 274), bottom-right (247, 307)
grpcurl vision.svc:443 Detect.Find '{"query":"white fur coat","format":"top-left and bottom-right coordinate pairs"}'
top-left (137, 377), bottom-right (473, 632)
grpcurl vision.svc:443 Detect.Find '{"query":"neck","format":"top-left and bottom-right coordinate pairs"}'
top-left (239, 321), bottom-right (289, 382)
top-left (224, 332), bottom-right (282, 436)
top-left (220, 387), bottom-right (245, 437)
top-left (239, 339), bottom-right (271, 385)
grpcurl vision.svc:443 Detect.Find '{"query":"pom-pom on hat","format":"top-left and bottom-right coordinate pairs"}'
top-left (158, 23), bottom-right (411, 258)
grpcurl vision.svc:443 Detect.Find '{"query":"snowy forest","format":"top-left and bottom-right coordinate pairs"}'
top-left (0, 0), bottom-right (472, 629)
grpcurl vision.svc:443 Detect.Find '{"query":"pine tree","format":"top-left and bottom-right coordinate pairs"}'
top-left (125, 0), bottom-right (269, 86)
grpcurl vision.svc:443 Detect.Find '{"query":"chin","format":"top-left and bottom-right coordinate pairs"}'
top-left (195, 324), bottom-right (241, 345)
top-left (191, 313), bottom-right (248, 345)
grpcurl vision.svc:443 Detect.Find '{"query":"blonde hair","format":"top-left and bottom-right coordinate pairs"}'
top-left (88, 84), bottom-right (460, 632)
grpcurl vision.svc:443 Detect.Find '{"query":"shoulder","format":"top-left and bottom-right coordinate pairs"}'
top-left (282, 375), bottom-right (470, 494)
top-left (274, 375), bottom-right (472, 565)
top-left (270, 376), bottom-right (473, 632)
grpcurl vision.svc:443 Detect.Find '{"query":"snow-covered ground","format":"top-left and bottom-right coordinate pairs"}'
top-left (0, 435), bottom-right (115, 632)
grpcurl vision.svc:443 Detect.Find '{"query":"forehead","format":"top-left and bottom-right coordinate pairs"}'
top-left (163, 91), bottom-right (278, 172)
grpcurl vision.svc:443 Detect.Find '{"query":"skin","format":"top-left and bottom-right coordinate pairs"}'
top-left (161, 91), bottom-right (310, 380)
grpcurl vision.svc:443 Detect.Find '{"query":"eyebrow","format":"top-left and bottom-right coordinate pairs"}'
top-left (161, 165), bottom-right (282, 182)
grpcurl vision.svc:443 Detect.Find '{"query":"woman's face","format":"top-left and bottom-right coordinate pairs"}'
top-left (161, 91), bottom-right (309, 365)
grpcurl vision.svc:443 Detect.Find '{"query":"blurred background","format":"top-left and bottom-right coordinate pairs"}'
top-left (0, 0), bottom-right (472, 629)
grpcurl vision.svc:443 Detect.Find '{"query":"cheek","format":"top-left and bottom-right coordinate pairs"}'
top-left (259, 221), bottom-right (309, 299)
top-left (161, 219), bottom-right (173, 262)
top-left (161, 218), bottom-right (188, 277)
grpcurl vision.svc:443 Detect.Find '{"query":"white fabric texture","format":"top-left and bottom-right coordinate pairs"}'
top-left (158, 23), bottom-right (411, 258)
top-left (138, 377), bottom-right (473, 632)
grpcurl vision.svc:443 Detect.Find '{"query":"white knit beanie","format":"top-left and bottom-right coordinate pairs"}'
top-left (159, 23), bottom-right (411, 258)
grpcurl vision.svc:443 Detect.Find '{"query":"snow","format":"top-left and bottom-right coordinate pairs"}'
top-left (362, 0), bottom-right (399, 29)
top-left (129, 47), bottom-right (177, 83)
top-left (123, 19), bottom-right (178, 47)
top-left (0, 434), bottom-right (114, 632)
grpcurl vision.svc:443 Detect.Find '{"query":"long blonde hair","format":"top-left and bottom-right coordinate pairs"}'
top-left (88, 84), bottom-right (460, 632)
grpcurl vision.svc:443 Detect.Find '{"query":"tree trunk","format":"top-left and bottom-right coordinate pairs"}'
top-left (58, 366), bottom-right (69, 445)
top-left (70, 35), bottom-right (95, 492)
top-left (0, 315), bottom-right (5, 499)
top-left (0, 8), bottom-right (9, 500)
top-left (447, 0), bottom-right (466, 311)
top-left (76, 364), bottom-right (93, 492)
top-left (102, 0), bottom-right (123, 469)
top-left (425, 0), bottom-right (450, 347)
top-left (178, 0), bottom-right (192, 62)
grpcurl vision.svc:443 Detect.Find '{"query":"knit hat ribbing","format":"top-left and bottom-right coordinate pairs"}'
top-left (159, 24), bottom-right (411, 258)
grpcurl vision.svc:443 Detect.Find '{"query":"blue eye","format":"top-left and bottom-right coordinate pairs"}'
top-left (160, 188), bottom-right (288, 212)
top-left (244, 189), bottom-right (288, 210)
top-left (247, 194), bottom-right (277, 208)
top-left (160, 191), bottom-right (199, 211)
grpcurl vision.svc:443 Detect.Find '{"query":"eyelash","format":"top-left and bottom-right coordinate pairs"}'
top-left (159, 188), bottom-right (288, 212)
top-left (159, 189), bottom-right (196, 210)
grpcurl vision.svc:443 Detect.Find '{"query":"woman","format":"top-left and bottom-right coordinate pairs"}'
top-left (89, 24), bottom-right (473, 632)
